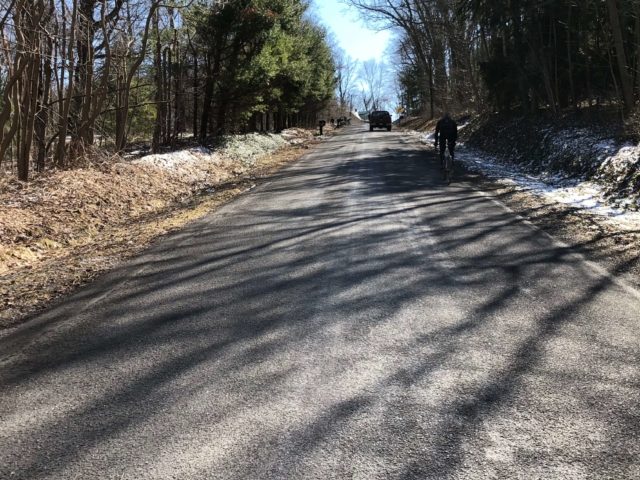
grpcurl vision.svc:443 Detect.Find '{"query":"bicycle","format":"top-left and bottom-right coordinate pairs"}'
top-left (437, 145), bottom-right (454, 185)
top-left (443, 150), bottom-right (453, 185)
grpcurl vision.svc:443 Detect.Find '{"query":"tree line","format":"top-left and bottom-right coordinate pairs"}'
top-left (334, 50), bottom-right (395, 113)
top-left (0, 0), bottom-right (337, 181)
top-left (345, 0), bottom-right (640, 119)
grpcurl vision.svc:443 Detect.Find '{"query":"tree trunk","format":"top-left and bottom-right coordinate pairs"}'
top-left (216, 94), bottom-right (228, 134)
top-left (530, 89), bottom-right (539, 113)
top-left (635, 1), bottom-right (640, 98)
top-left (16, 0), bottom-right (45, 181)
top-left (18, 57), bottom-right (42, 181)
top-left (114, 1), bottom-right (160, 152)
top-left (480, 25), bottom-right (489, 61)
top-left (152, 10), bottom-right (163, 153)
top-left (567, 5), bottom-right (577, 111)
top-left (200, 42), bottom-right (222, 139)
top-left (584, 25), bottom-right (593, 108)
top-left (171, 39), bottom-right (180, 150)
top-left (536, 18), bottom-right (557, 116)
top-left (163, 46), bottom-right (170, 144)
top-left (606, 0), bottom-right (635, 112)
top-left (55, 0), bottom-right (78, 167)
top-left (36, 34), bottom-right (53, 171)
top-left (0, 0), bottom-right (35, 166)
top-left (192, 55), bottom-right (198, 139)
top-left (552, 14), bottom-right (561, 109)
top-left (200, 74), bottom-right (214, 138)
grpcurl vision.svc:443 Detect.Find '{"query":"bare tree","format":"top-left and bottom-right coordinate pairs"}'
top-left (0, 0), bottom-right (47, 179)
top-left (334, 47), bottom-right (358, 112)
top-left (358, 58), bottom-right (390, 110)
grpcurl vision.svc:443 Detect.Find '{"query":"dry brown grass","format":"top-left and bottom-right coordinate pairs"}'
top-left (395, 116), bottom-right (438, 132)
top-left (0, 134), bottom-right (322, 330)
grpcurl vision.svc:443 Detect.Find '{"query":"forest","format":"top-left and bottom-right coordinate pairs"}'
top-left (3, 0), bottom-right (640, 182)
top-left (0, 0), bottom-right (337, 181)
top-left (346, 0), bottom-right (640, 122)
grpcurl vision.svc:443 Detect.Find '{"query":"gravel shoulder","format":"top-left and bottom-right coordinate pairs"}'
top-left (466, 174), bottom-right (640, 290)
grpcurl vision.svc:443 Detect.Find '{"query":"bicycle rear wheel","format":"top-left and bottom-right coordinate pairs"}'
top-left (444, 152), bottom-right (452, 184)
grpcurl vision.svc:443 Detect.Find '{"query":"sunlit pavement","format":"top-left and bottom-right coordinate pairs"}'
top-left (1, 125), bottom-right (639, 479)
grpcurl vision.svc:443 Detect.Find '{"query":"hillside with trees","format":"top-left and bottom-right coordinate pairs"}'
top-left (0, 0), bottom-right (336, 181)
top-left (346, 0), bottom-right (640, 121)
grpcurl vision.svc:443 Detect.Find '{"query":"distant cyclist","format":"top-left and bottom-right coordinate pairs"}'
top-left (434, 112), bottom-right (458, 168)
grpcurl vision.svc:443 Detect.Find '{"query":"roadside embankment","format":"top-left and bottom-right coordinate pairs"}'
top-left (0, 128), bottom-right (324, 329)
top-left (463, 115), bottom-right (640, 207)
top-left (398, 113), bottom-right (640, 215)
top-left (398, 113), bottom-right (640, 288)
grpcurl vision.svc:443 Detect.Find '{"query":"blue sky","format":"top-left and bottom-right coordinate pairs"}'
top-left (311, 0), bottom-right (391, 62)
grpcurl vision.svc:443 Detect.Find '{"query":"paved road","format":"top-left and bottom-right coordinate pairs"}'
top-left (2, 126), bottom-right (640, 479)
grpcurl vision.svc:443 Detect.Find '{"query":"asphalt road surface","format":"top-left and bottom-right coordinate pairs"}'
top-left (2, 125), bottom-right (640, 479)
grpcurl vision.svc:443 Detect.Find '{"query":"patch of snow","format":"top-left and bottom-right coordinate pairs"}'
top-left (132, 131), bottom-right (304, 173)
top-left (134, 148), bottom-right (220, 172)
top-left (407, 124), bottom-right (640, 229)
top-left (455, 145), bottom-right (640, 230)
top-left (217, 133), bottom-right (289, 164)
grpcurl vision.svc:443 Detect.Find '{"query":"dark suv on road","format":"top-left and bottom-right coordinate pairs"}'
top-left (369, 111), bottom-right (392, 131)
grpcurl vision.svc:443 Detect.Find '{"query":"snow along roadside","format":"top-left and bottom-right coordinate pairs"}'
top-left (133, 130), bottom-right (299, 172)
top-left (406, 129), bottom-right (640, 231)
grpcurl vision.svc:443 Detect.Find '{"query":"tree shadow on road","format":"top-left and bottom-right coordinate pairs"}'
top-left (1, 130), bottom-right (639, 479)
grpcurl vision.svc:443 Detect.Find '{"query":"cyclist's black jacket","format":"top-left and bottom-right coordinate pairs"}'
top-left (435, 116), bottom-right (458, 142)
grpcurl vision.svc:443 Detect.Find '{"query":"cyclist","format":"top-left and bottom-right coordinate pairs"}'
top-left (434, 112), bottom-right (458, 169)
